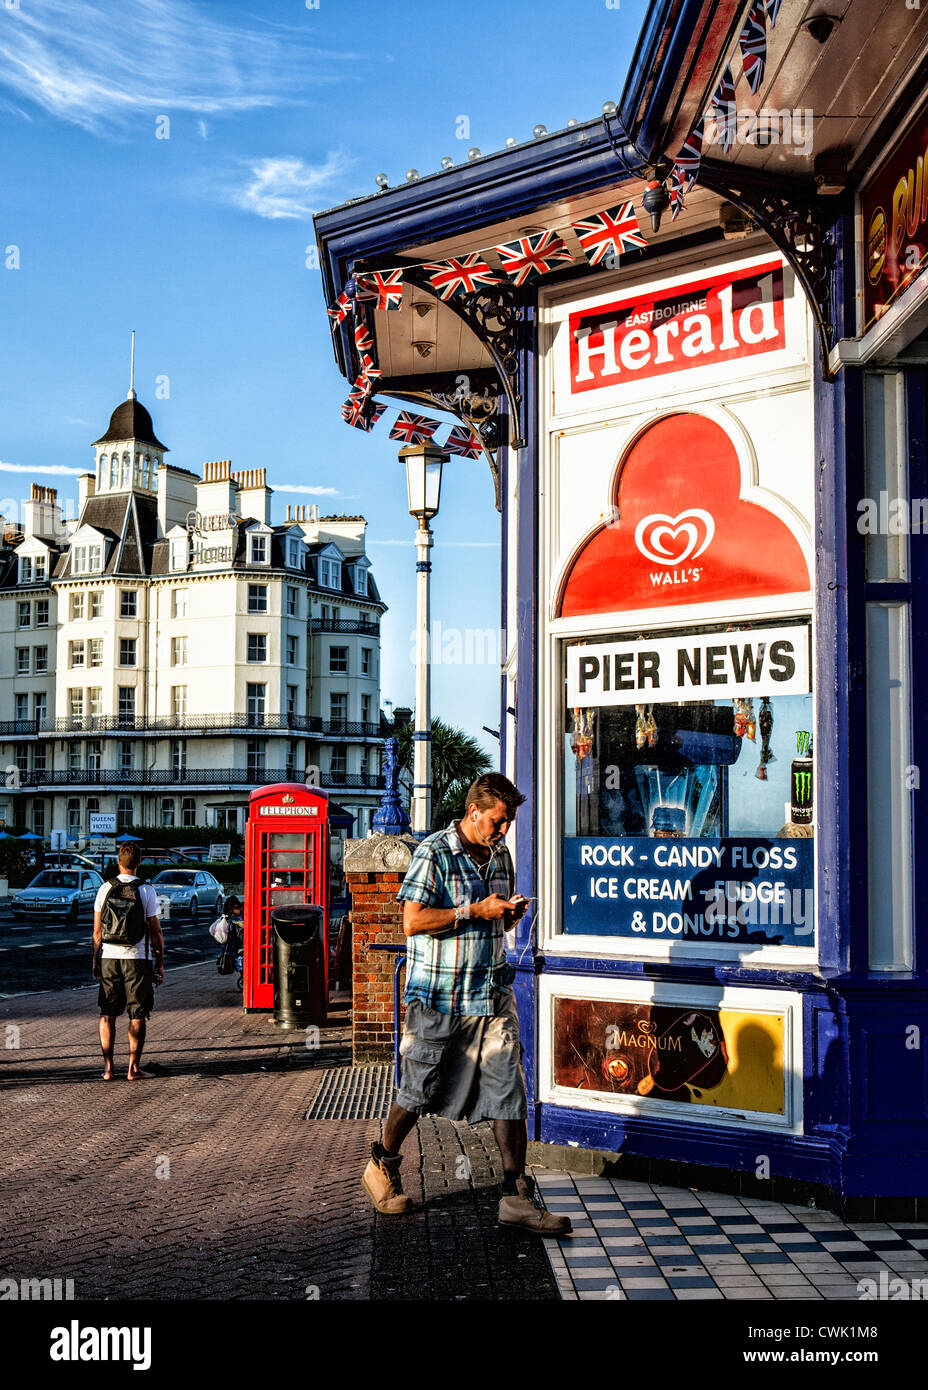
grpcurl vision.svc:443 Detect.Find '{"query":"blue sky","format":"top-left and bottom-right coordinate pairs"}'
top-left (0, 0), bottom-right (649, 756)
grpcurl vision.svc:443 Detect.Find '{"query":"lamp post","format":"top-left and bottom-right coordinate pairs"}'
top-left (399, 441), bottom-right (447, 836)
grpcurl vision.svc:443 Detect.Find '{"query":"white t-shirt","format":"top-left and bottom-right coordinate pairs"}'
top-left (96, 874), bottom-right (161, 960)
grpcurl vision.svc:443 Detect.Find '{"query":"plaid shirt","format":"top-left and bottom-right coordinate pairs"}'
top-left (397, 821), bottom-right (515, 1016)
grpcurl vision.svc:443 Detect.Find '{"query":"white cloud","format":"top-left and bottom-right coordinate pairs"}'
top-left (228, 153), bottom-right (350, 220)
top-left (275, 483), bottom-right (339, 495)
top-left (0, 461), bottom-right (83, 476)
top-left (0, 0), bottom-right (362, 132)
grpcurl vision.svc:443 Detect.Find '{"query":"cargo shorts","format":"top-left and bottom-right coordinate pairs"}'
top-left (395, 989), bottom-right (527, 1123)
top-left (98, 959), bottom-right (155, 1020)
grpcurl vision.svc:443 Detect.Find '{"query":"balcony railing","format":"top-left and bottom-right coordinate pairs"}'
top-left (0, 714), bottom-right (383, 739)
top-left (309, 618), bottom-right (380, 636)
top-left (4, 768), bottom-right (386, 791)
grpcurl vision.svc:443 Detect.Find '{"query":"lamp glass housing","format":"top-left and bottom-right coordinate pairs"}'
top-left (403, 448), bottom-right (444, 522)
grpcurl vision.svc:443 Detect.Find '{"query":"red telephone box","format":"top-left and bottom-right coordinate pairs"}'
top-left (243, 783), bottom-right (329, 1012)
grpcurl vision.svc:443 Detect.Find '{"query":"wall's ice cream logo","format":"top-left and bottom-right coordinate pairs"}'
top-left (868, 206), bottom-right (887, 286)
top-left (634, 509), bottom-right (714, 587)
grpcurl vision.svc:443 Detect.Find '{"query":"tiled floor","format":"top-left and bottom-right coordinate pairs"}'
top-left (533, 1170), bottom-right (928, 1302)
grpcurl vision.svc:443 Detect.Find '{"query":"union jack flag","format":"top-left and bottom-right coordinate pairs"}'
top-left (389, 411), bottom-right (441, 445)
top-left (355, 403), bottom-right (386, 433)
top-left (355, 269), bottom-right (404, 311)
top-left (675, 118), bottom-right (705, 189)
top-left (327, 292), bottom-right (352, 330)
top-left (359, 353), bottom-right (382, 384)
top-left (739, 1), bottom-right (767, 94)
top-left (443, 425), bottom-right (482, 459)
top-left (571, 203), bottom-right (646, 267)
top-left (350, 373), bottom-right (374, 401)
top-left (493, 230), bottom-right (573, 286)
top-left (764, 0), bottom-right (782, 28)
top-left (421, 254), bottom-right (499, 301)
top-left (669, 165), bottom-right (687, 222)
top-left (709, 65), bottom-right (737, 153)
top-left (354, 321), bottom-right (374, 355)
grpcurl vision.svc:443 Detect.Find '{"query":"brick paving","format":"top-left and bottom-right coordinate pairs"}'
top-left (0, 964), bottom-right (556, 1301)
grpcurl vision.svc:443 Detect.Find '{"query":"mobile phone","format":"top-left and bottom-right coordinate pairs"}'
top-left (510, 895), bottom-right (536, 905)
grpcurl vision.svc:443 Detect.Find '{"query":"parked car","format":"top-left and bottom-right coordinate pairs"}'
top-left (138, 850), bottom-right (186, 870)
top-left (151, 869), bottom-right (223, 919)
top-left (44, 852), bottom-right (103, 874)
top-left (11, 868), bottom-right (104, 921)
top-left (174, 846), bottom-right (212, 863)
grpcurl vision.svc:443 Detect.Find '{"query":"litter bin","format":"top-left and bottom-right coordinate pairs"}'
top-left (271, 904), bottom-right (326, 1029)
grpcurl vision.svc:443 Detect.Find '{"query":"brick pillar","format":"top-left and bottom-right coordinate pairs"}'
top-left (345, 834), bottom-right (416, 1065)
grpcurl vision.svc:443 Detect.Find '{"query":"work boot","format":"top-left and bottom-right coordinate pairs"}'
top-left (362, 1143), bottom-right (414, 1215)
top-left (498, 1174), bottom-right (572, 1236)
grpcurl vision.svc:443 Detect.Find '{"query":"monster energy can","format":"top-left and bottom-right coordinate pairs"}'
top-left (791, 731), bottom-right (813, 824)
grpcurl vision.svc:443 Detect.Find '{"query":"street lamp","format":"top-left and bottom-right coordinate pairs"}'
top-left (399, 441), bottom-right (448, 836)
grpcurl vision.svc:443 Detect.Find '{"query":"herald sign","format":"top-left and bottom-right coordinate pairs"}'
top-left (566, 624), bottom-right (810, 707)
top-left (568, 260), bottom-right (785, 393)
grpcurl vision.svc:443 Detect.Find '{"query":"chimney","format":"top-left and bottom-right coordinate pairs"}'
top-left (157, 463), bottom-right (198, 537)
top-left (22, 484), bottom-right (63, 541)
top-left (232, 467), bottom-right (271, 524)
top-left (196, 459), bottom-right (237, 519)
top-left (77, 473), bottom-right (96, 514)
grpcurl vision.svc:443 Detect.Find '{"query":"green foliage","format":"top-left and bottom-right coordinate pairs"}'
top-left (395, 719), bottom-right (493, 833)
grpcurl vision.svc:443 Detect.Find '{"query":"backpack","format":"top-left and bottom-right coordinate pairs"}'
top-left (100, 877), bottom-right (148, 949)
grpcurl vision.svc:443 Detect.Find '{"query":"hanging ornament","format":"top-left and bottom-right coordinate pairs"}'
top-left (744, 696), bottom-right (756, 741)
top-left (571, 708), bottom-right (594, 760)
top-left (635, 704), bottom-right (648, 750)
top-left (645, 704), bottom-right (658, 748)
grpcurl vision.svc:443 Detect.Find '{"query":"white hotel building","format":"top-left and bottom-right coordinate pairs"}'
top-left (0, 391), bottom-right (387, 840)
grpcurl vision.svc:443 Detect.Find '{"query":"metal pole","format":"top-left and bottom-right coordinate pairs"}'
top-left (412, 522), bottom-right (432, 836)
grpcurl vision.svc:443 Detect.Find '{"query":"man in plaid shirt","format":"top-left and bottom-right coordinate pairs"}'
top-left (362, 772), bottom-right (571, 1236)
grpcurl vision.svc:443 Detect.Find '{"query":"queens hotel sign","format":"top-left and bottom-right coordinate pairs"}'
top-left (186, 510), bottom-right (236, 565)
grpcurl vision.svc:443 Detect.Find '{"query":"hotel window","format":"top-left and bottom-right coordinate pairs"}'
top-left (171, 685), bottom-right (187, 718)
top-left (72, 545), bottom-right (102, 575)
top-left (287, 684), bottom-right (298, 718)
top-left (15, 744), bottom-right (28, 774)
top-left (86, 740), bottom-right (101, 772)
top-left (248, 533), bottom-right (268, 565)
top-left (354, 567), bottom-right (368, 597)
top-left (319, 558), bottom-right (342, 589)
top-left (172, 588), bottom-right (188, 619)
top-left (172, 739), bottom-right (187, 777)
top-left (118, 687), bottom-right (135, 723)
top-left (247, 633), bottom-right (267, 663)
top-left (35, 599), bottom-right (49, 627)
top-left (361, 647), bottom-right (372, 677)
top-left (17, 602), bottom-right (30, 629)
top-left (117, 797), bottom-right (134, 833)
top-left (160, 798), bottom-right (175, 828)
top-left (361, 694), bottom-right (372, 725)
top-left (247, 740), bottom-right (266, 776)
top-left (248, 584), bottom-right (267, 614)
top-left (330, 745), bottom-right (347, 779)
top-left (86, 796), bottom-right (100, 825)
top-left (34, 646), bottom-right (48, 674)
top-left (330, 692), bottom-right (348, 728)
top-left (19, 557), bottom-right (32, 584)
top-left (88, 638), bottom-right (103, 668)
top-left (35, 555), bottom-right (46, 583)
top-left (15, 694), bottom-right (29, 722)
top-left (70, 593), bottom-right (85, 621)
top-left (120, 590), bottom-right (138, 618)
top-left (246, 683), bottom-right (266, 724)
top-left (286, 586), bottom-right (298, 616)
top-left (69, 640), bottom-right (85, 668)
top-left (33, 693), bottom-right (47, 721)
top-left (15, 647), bottom-right (29, 675)
top-left (68, 743), bottom-right (82, 774)
top-left (32, 743), bottom-right (47, 773)
top-left (89, 591), bottom-right (103, 619)
top-left (181, 796), bottom-right (196, 827)
top-left (67, 799), bottom-right (81, 835)
top-left (329, 646), bottom-right (348, 674)
top-left (68, 689), bottom-right (83, 720)
top-left (171, 636), bottom-right (188, 666)
top-left (119, 741), bottom-right (134, 775)
top-left (287, 539), bottom-right (304, 570)
top-left (286, 634), bottom-right (298, 666)
top-left (32, 800), bottom-right (45, 836)
top-left (119, 638), bottom-right (136, 667)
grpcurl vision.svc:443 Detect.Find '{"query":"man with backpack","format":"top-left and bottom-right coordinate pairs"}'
top-left (92, 842), bottom-right (164, 1081)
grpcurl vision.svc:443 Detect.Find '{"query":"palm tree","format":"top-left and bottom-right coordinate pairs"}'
top-left (395, 718), bottom-right (493, 832)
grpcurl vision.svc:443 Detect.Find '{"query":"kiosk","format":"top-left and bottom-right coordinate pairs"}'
top-left (243, 783), bottom-right (330, 1012)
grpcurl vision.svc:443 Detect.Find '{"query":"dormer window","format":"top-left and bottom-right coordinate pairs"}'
top-left (354, 566), bottom-right (368, 597)
top-left (319, 557), bottom-right (342, 589)
top-left (248, 533), bottom-right (269, 566)
top-left (287, 538), bottom-right (304, 570)
top-left (72, 543), bottom-right (103, 576)
top-left (34, 555), bottom-right (46, 583)
top-left (169, 535), bottom-right (187, 572)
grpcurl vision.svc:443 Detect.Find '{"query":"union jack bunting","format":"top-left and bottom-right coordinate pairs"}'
top-left (739, 0), bottom-right (768, 94)
top-left (355, 403), bottom-right (387, 433)
top-left (327, 292), bottom-right (353, 330)
top-left (708, 65), bottom-right (737, 153)
top-left (350, 373), bottom-right (373, 401)
top-left (669, 165), bottom-right (687, 222)
top-left (359, 354), bottom-right (382, 384)
top-left (354, 321), bottom-right (374, 355)
top-left (389, 411), bottom-right (441, 445)
top-left (443, 425), bottom-right (482, 459)
top-left (354, 269), bottom-right (404, 311)
top-left (764, 0), bottom-right (782, 28)
top-left (571, 203), bottom-right (646, 267)
top-left (421, 254), bottom-right (499, 301)
top-left (675, 118), bottom-right (705, 189)
top-left (493, 230), bottom-right (573, 286)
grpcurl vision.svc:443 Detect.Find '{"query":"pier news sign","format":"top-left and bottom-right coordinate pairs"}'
top-left (568, 259), bottom-right (786, 394)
